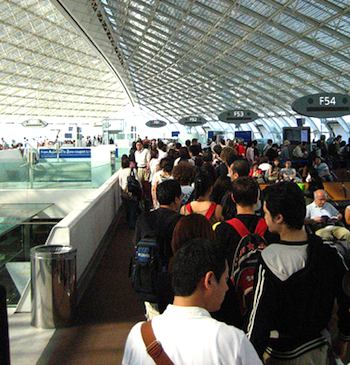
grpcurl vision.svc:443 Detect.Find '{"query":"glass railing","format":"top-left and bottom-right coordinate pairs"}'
top-left (0, 147), bottom-right (125, 189)
top-left (0, 203), bottom-right (59, 306)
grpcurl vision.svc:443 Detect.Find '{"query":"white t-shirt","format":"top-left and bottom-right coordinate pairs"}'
top-left (122, 305), bottom-right (262, 365)
top-left (116, 167), bottom-right (138, 190)
top-left (174, 157), bottom-right (195, 166)
top-left (246, 147), bottom-right (255, 163)
top-left (149, 158), bottom-right (159, 182)
top-left (135, 149), bottom-right (150, 168)
top-left (158, 149), bottom-right (167, 160)
top-left (262, 244), bottom-right (308, 281)
top-left (151, 170), bottom-right (172, 187)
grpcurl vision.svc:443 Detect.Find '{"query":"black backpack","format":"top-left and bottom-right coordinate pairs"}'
top-left (127, 169), bottom-right (142, 199)
top-left (129, 216), bottom-right (165, 303)
top-left (130, 237), bottom-right (161, 303)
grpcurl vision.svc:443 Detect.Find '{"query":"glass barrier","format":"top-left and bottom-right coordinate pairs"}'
top-left (0, 147), bottom-right (126, 189)
top-left (0, 204), bottom-right (59, 306)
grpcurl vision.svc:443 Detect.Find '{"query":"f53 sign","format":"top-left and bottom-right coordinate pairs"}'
top-left (218, 110), bottom-right (258, 124)
top-left (292, 93), bottom-right (350, 118)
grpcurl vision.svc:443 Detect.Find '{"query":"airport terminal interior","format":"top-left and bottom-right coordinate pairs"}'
top-left (1, 0), bottom-right (350, 364)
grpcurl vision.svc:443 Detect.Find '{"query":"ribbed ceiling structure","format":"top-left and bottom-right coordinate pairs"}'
top-left (0, 0), bottom-right (131, 119)
top-left (1, 0), bottom-right (350, 136)
top-left (56, 0), bottom-right (350, 125)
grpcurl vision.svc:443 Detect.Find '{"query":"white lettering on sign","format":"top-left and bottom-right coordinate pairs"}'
top-left (319, 96), bottom-right (336, 106)
top-left (233, 111), bottom-right (244, 118)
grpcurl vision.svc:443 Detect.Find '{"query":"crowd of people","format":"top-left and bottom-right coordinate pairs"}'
top-left (117, 135), bottom-right (350, 364)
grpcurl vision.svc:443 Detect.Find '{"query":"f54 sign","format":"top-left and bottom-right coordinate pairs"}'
top-left (292, 93), bottom-right (350, 118)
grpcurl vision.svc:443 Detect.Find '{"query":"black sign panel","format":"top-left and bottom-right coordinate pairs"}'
top-left (291, 93), bottom-right (350, 118)
top-left (218, 110), bottom-right (258, 124)
top-left (145, 120), bottom-right (167, 128)
top-left (179, 116), bottom-right (207, 127)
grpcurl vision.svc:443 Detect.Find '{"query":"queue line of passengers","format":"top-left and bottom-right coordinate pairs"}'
top-left (118, 137), bottom-right (350, 364)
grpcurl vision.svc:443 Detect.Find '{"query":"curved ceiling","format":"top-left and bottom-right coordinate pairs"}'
top-left (1, 0), bottom-right (350, 134)
top-left (56, 0), bottom-right (350, 124)
top-left (0, 0), bottom-right (131, 119)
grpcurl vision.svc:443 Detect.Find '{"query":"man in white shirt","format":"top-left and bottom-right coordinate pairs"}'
top-left (134, 141), bottom-right (150, 183)
top-left (305, 189), bottom-right (350, 242)
top-left (122, 239), bottom-right (261, 365)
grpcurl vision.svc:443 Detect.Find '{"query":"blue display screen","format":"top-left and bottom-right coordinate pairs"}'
top-left (39, 148), bottom-right (91, 159)
top-left (234, 131), bottom-right (252, 143)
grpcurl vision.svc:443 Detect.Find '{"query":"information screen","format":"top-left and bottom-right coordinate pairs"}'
top-left (235, 131), bottom-right (252, 143)
top-left (283, 127), bottom-right (310, 143)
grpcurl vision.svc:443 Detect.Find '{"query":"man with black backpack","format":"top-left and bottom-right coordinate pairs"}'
top-left (247, 181), bottom-right (350, 364)
top-left (214, 177), bottom-right (275, 327)
top-left (132, 180), bottom-right (182, 319)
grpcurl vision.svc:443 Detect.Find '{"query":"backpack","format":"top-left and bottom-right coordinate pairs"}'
top-left (226, 218), bottom-right (267, 316)
top-left (127, 168), bottom-right (142, 199)
top-left (130, 237), bottom-right (161, 303)
top-left (323, 240), bottom-right (350, 270)
top-left (129, 215), bottom-right (167, 303)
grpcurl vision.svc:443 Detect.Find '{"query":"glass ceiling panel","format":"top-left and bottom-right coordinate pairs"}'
top-left (7, 0), bottom-right (349, 125)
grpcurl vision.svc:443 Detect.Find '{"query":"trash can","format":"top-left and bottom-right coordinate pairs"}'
top-left (0, 285), bottom-right (10, 365)
top-left (31, 245), bottom-right (77, 329)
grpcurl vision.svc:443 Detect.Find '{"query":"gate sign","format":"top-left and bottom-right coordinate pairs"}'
top-left (146, 120), bottom-right (167, 128)
top-left (291, 93), bottom-right (350, 118)
top-left (179, 116), bottom-right (207, 127)
top-left (218, 110), bottom-right (258, 124)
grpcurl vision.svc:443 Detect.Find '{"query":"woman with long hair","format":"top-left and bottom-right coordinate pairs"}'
top-left (180, 171), bottom-right (223, 223)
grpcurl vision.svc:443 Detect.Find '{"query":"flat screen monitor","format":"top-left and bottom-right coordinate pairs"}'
top-left (283, 127), bottom-right (310, 144)
top-left (234, 131), bottom-right (252, 143)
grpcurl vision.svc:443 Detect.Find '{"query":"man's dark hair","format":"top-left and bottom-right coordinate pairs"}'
top-left (179, 146), bottom-right (190, 160)
top-left (232, 176), bottom-right (259, 206)
top-left (185, 139), bottom-right (191, 147)
top-left (159, 157), bottom-right (174, 173)
top-left (172, 239), bottom-right (226, 296)
top-left (220, 147), bottom-right (237, 167)
top-left (156, 179), bottom-right (181, 205)
top-left (213, 144), bottom-right (222, 156)
top-left (121, 154), bottom-right (130, 168)
top-left (172, 162), bottom-right (195, 185)
top-left (189, 144), bottom-right (201, 157)
top-left (263, 181), bottom-right (306, 230)
top-left (231, 159), bottom-right (250, 177)
top-left (202, 150), bottom-right (213, 163)
top-left (175, 142), bottom-right (182, 150)
top-left (150, 148), bottom-right (159, 159)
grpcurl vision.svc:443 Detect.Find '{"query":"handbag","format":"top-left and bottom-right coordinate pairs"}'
top-left (127, 168), bottom-right (142, 199)
top-left (141, 321), bottom-right (174, 365)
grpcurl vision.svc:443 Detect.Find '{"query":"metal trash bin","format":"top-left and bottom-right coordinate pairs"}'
top-left (31, 245), bottom-right (77, 329)
top-left (0, 285), bottom-right (10, 365)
